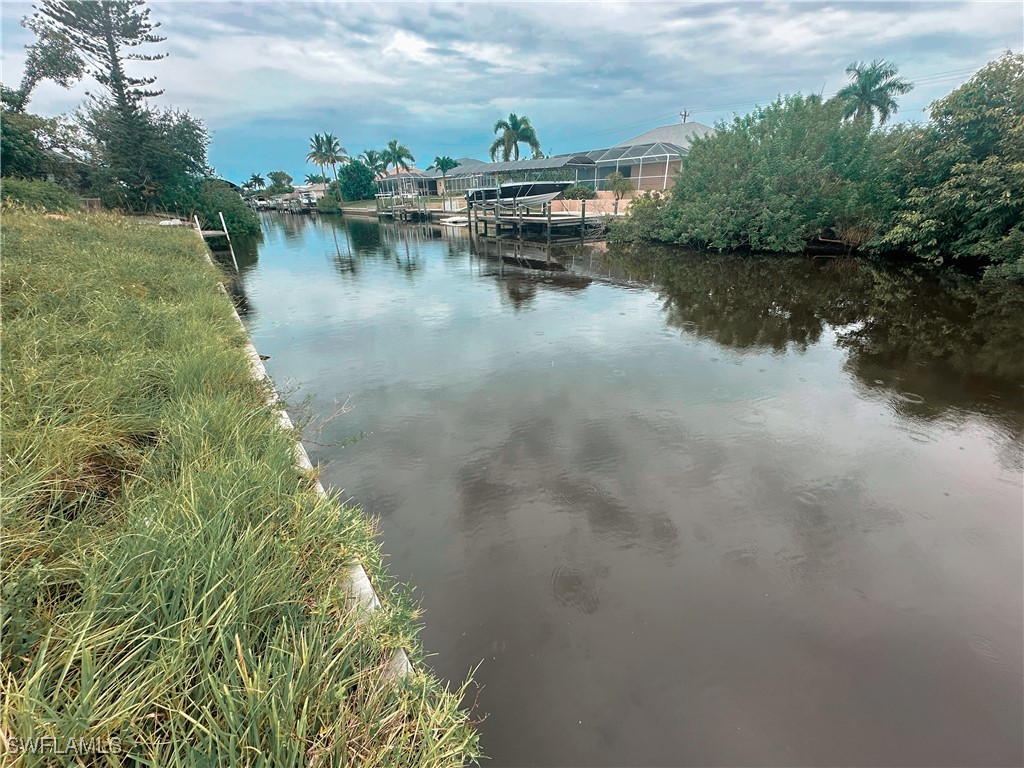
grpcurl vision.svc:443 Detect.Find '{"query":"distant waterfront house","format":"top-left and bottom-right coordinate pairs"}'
top-left (382, 121), bottom-right (714, 197)
top-left (293, 182), bottom-right (329, 200)
top-left (375, 167), bottom-right (438, 196)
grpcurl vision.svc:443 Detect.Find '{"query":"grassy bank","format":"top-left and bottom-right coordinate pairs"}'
top-left (0, 208), bottom-right (479, 764)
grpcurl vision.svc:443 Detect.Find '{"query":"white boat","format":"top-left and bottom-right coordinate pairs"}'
top-left (465, 181), bottom-right (574, 210)
top-left (440, 216), bottom-right (469, 226)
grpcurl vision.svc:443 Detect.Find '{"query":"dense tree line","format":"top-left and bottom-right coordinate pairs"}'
top-left (611, 53), bottom-right (1023, 280)
top-left (1, 0), bottom-right (259, 235)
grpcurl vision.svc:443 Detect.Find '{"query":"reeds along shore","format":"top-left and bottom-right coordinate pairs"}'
top-left (0, 208), bottom-right (480, 765)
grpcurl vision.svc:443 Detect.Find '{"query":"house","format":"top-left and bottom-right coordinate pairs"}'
top-left (292, 183), bottom-right (330, 200)
top-left (555, 122), bottom-right (714, 191)
top-left (375, 168), bottom-right (438, 196)
top-left (379, 121), bottom-right (714, 198)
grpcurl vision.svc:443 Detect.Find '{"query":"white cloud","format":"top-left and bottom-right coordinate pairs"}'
top-left (2, 0), bottom-right (1019, 180)
top-left (382, 29), bottom-right (436, 64)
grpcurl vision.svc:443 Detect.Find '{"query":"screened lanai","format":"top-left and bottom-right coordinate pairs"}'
top-left (428, 142), bottom-right (688, 195)
top-left (562, 142), bottom-right (690, 191)
top-left (431, 154), bottom-right (598, 194)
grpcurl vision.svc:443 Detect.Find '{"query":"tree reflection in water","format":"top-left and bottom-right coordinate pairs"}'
top-left (600, 246), bottom-right (1024, 450)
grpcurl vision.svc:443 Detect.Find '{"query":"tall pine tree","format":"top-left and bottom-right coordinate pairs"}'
top-left (28, 0), bottom-right (166, 113)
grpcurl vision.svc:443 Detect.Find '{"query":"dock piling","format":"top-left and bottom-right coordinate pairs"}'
top-left (580, 199), bottom-right (587, 246)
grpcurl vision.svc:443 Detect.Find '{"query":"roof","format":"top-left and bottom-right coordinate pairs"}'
top-left (557, 142), bottom-right (690, 164)
top-left (413, 124), bottom-right (713, 183)
top-left (380, 167), bottom-right (428, 178)
top-left (443, 154), bottom-right (595, 178)
top-left (614, 122), bottom-right (714, 148)
top-left (423, 157), bottom-right (481, 176)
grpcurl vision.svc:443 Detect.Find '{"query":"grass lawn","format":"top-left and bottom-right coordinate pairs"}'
top-left (1, 207), bottom-right (479, 765)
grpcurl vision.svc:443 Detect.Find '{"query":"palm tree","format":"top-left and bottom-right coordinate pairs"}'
top-left (305, 134), bottom-right (342, 185)
top-left (248, 173), bottom-right (266, 190)
top-left (383, 139), bottom-right (415, 195)
top-left (432, 155), bottom-right (459, 203)
top-left (835, 60), bottom-right (913, 125)
top-left (605, 171), bottom-right (634, 215)
top-left (489, 113), bottom-right (542, 162)
top-left (306, 133), bottom-right (331, 183)
top-left (321, 132), bottom-right (348, 185)
top-left (305, 173), bottom-right (328, 184)
top-left (359, 149), bottom-right (387, 179)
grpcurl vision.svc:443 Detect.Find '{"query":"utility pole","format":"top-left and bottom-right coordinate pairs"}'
top-left (679, 109), bottom-right (690, 123)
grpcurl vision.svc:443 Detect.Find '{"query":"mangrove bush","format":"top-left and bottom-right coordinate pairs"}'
top-left (610, 52), bottom-right (1024, 280)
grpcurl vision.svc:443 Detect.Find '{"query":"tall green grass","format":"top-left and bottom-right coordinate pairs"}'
top-left (0, 208), bottom-right (480, 765)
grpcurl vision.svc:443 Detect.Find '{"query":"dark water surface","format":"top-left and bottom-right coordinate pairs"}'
top-left (233, 213), bottom-right (1023, 767)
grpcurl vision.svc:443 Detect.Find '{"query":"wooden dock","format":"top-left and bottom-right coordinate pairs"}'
top-left (367, 191), bottom-right (608, 243)
top-left (466, 199), bottom-right (605, 244)
top-left (375, 193), bottom-right (434, 222)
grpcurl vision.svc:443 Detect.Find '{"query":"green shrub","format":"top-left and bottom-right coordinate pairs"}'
top-left (0, 177), bottom-right (81, 212)
top-left (191, 179), bottom-right (261, 237)
top-left (338, 160), bottom-right (377, 201)
top-left (659, 95), bottom-right (889, 253)
top-left (878, 52), bottom-right (1024, 275)
top-left (562, 184), bottom-right (597, 200)
top-left (0, 111), bottom-right (51, 180)
top-left (608, 192), bottom-right (673, 244)
top-left (317, 193), bottom-right (341, 213)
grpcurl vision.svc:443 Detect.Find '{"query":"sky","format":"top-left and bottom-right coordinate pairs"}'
top-left (2, 1), bottom-right (1021, 184)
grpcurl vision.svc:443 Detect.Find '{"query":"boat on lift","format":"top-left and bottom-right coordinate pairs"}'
top-left (465, 181), bottom-right (574, 211)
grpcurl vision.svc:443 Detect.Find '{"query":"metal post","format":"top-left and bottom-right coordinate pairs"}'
top-left (546, 202), bottom-right (552, 247)
top-left (518, 205), bottom-right (524, 244)
top-left (580, 199), bottom-right (586, 246)
top-left (218, 211), bottom-right (239, 272)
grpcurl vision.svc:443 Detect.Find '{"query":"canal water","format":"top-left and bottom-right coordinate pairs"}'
top-left (232, 213), bottom-right (1023, 767)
